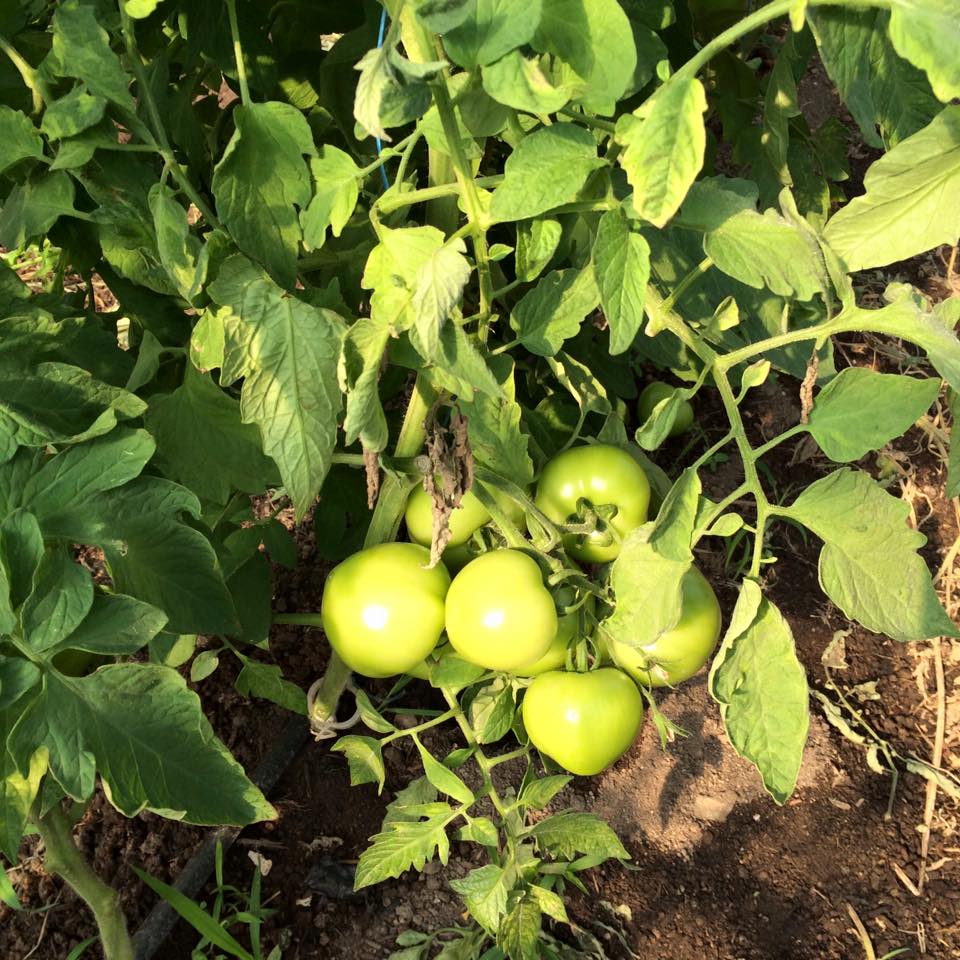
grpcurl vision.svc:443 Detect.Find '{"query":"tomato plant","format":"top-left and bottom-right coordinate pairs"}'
top-left (0, 0), bottom-right (958, 957)
top-left (321, 542), bottom-right (450, 677)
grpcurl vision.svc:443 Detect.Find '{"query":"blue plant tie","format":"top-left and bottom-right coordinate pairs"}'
top-left (375, 8), bottom-right (390, 191)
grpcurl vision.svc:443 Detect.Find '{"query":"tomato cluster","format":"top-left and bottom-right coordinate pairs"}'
top-left (321, 443), bottom-right (721, 778)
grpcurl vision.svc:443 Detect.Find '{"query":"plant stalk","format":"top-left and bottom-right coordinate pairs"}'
top-left (34, 805), bottom-right (134, 960)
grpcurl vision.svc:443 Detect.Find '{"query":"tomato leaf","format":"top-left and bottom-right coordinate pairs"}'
top-left (823, 106), bottom-right (960, 272)
top-left (617, 76), bottom-right (707, 227)
top-left (208, 256), bottom-right (346, 519)
top-left (468, 678), bottom-right (516, 745)
top-left (0, 106), bottom-right (43, 174)
top-left (331, 734), bottom-right (386, 792)
top-left (498, 893), bottom-right (542, 960)
top-left (414, 736), bottom-right (475, 805)
top-left (809, 8), bottom-right (939, 149)
top-left (517, 774), bottom-right (571, 810)
top-left (9, 664), bottom-right (275, 824)
top-left (509, 267), bottom-right (600, 357)
top-left (886, 0), bottom-right (960, 103)
top-left (301, 146), bottom-right (361, 249)
top-left (532, 0), bottom-right (638, 114)
top-left (490, 125), bottom-right (605, 223)
top-left (807, 368), bottom-right (939, 462)
top-left (450, 864), bottom-right (511, 934)
top-left (20, 548), bottom-right (94, 655)
top-left (444, 0), bottom-right (542, 69)
top-left (354, 811), bottom-right (452, 889)
top-left (605, 469), bottom-right (700, 649)
top-left (212, 102), bottom-right (315, 288)
top-left (709, 581), bottom-right (809, 805)
top-left (481, 52), bottom-right (573, 115)
top-left (785, 469), bottom-right (959, 641)
top-left (592, 207), bottom-right (650, 355)
top-left (528, 811), bottom-right (628, 860)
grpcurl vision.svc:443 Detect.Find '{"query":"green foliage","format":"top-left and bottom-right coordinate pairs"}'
top-left (0, 0), bottom-right (958, 956)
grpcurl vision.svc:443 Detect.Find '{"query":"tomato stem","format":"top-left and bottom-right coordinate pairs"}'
top-left (33, 803), bottom-right (134, 960)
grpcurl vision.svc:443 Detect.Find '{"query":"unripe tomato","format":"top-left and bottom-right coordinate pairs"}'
top-left (522, 668), bottom-right (644, 776)
top-left (444, 549), bottom-right (557, 671)
top-left (534, 444), bottom-right (650, 563)
top-left (608, 566), bottom-right (721, 687)
top-left (405, 485), bottom-right (526, 560)
top-left (321, 542), bottom-right (450, 678)
top-left (513, 593), bottom-right (596, 677)
top-left (637, 381), bottom-right (694, 437)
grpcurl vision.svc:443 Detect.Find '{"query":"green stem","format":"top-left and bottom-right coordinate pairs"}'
top-left (117, 6), bottom-right (221, 228)
top-left (310, 652), bottom-right (352, 726)
top-left (751, 423), bottom-right (807, 460)
top-left (428, 67), bottom-right (495, 336)
top-left (559, 107), bottom-right (617, 134)
top-left (34, 805), bottom-right (133, 960)
top-left (382, 709), bottom-right (458, 745)
top-left (0, 33), bottom-right (49, 113)
top-left (376, 176), bottom-right (503, 214)
top-left (672, 0), bottom-right (892, 85)
top-left (661, 256), bottom-right (714, 314)
top-left (225, 0), bottom-right (251, 107)
top-left (355, 129), bottom-right (420, 179)
top-left (694, 481), bottom-right (750, 541)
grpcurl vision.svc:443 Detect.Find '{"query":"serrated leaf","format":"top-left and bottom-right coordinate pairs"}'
top-left (459, 356), bottom-right (534, 486)
top-left (411, 239), bottom-right (472, 357)
top-left (208, 256), bottom-right (346, 519)
top-left (51, 593), bottom-right (167, 657)
top-left (490, 125), bottom-right (605, 223)
top-left (528, 811), bottom-right (628, 860)
top-left (481, 51), bottom-right (572, 114)
top-left (331, 735), bottom-right (386, 792)
top-left (149, 183), bottom-right (206, 301)
top-left (414, 737), bottom-right (475, 804)
top-left (431, 655), bottom-right (486, 689)
top-left (510, 267), bottom-right (599, 357)
top-left (532, 0), bottom-right (637, 114)
top-left (212, 102), bottom-right (315, 288)
top-left (10, 664), bottom-right (274, 823)
top-left (514, 218), bottom-right (562, 282)
top-left (823, 106), bottom-right (960, 272)
top-left (809, 8), bottom-right (940, 149)
top-left (354, 812), bottom-right (452, 889)
top-left (0, 105), bottom-right (43, 173)
top-left (450, 864), bottom-right (511, 933)
top-left (301, 146), bottom-right (361, 249)
top-left (705, 208), bottom-right (827, 299)
top-left (499, 895), bottom-right (541, 960)
top-left (618, 77), bottom-right (707, 227)
top-left (887, 0), bottom-right (960, 103)
top-left (517, 774), bottom-right (571, 810)
top-left (145, 366), bottom-right (278, 505)
top-left (49, 4), bottom-right (137, 114)
top-left (458, 815), bottom-right (499, 846)
top-left (354, 47), bottom-right (433, 143)
top-left (20, 549), bottom-right (94, 654)
top-left (40, 477), bottom-right (237, 637)
top-left (592, 207), bottom-right (650, 355)
top-left (807, 368), bottom-right (939, 462)
top-left (445, 0), bottom-right (542, 68)
top-left (339, 317), bottom-right (390, 453)
top-left (786, 469), bottom-right (958, 641)
top-left (529, 885), bottom-right (567, 923)
top-left (0, 172), bottom-right (76, 249)
top-left (605, 470), bottom-right (699, 649)
top-left (235, 661), bottom-right (307, 714)
top-left (468, 679), bottom-right (516, 744)
top-left (709, 581), bottom-right (809, 805)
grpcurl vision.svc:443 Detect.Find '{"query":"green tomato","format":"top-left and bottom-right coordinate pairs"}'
top-left (321, 542), bottom-right (450, 678)
top-left (522, 668), bottom-right (644, 776)
top-left (405, 485), bottom-right (526, 555)
top-left (608, 566), bottom-right (721, 687)
top-left (637, 381), bottom-right (695, 438)
top-left (444, 549), bottom-right (557, 672)
top-left (514, 594), bottom-right (596, 677)
top-left (534, 444), bottom-right (651, 564)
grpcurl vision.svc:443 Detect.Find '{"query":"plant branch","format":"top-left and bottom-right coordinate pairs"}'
top-left (225, 0), bottom-right (251, 107)
top-left (117, 5), bottom-right (221, 228)
top-left (34, 804), bottom-right (133, 960)
top-left (0, 33), bottom-right (49, 113)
